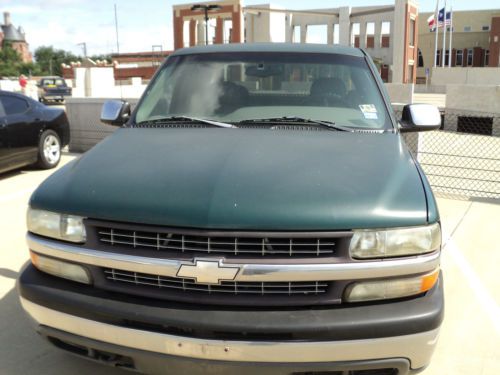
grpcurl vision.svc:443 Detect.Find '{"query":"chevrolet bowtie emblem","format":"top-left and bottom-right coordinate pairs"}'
top-left (177, 260), bottom-right (240, 285)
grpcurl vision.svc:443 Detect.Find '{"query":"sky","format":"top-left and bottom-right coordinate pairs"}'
top-left (1, 0), bottom-right (498, 57)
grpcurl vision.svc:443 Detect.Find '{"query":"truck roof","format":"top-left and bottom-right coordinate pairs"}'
top-left (171, 43), bottom-right (365, 58)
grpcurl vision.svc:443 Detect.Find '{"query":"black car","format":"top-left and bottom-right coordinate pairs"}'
top-left (0, 90), bottom-right (70, 174)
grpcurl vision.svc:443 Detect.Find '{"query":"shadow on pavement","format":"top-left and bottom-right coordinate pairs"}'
top-left (0, 266), bottom-right (127, 375)
top-left (0, 268), bottom-right (18, 279)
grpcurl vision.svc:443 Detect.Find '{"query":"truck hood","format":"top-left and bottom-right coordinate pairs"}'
top-left (31, 128), bottom-right (429, 230)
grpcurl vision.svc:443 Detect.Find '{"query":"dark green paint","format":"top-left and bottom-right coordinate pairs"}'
top-left (30, 128), bottom-right (436, 230)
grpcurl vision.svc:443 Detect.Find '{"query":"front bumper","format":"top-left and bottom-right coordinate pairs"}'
top-left (18, 265), bottom-right (443, 374)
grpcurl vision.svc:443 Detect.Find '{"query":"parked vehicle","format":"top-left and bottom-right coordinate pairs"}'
top-left (0, 90), bottom-right (69, 174)
top-left (19, 44), bottom-right (443, 375)
top-left (37, 76), bottom-right (72, 103)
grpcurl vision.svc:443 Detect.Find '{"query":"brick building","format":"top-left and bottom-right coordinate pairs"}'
top-left (417, 8), bottom-right (500, 81)
top-left (0, 12), bottom-right (32, 63)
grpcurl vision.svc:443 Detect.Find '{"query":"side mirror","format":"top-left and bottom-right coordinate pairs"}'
top-left (399, 104), bottom-right (441, 133)
top-left (101, 99), bottom-right (131, 126)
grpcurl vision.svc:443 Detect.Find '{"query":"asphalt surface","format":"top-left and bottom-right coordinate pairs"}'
top-left (0, 154), bottom-right (498, 375)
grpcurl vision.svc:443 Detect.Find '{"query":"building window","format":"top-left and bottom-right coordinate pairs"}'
top-left (464, 26), bottom-right (472, 32)
top-left (409, 19), bottom-right (416, 47)
top-left (436, 50), bottom-right (441, 66)
top-left (482, 25), bottom-right (490, 31)
top-left (352, 23), bottom-right (360, 47)
top-left (456, 50), bottom-right (463, 66)
top-left (306, 25), bottom-right (328, 44)
top-left (292, 25), bottom-right (300, 43)
top-left (467, 49), bottom-right (473, 66)
top-left (223, 19), bottom-right (233, 44)
top-left (444, 50), bottom-right (450, 66)
top-left (366, 22), bottom-right (375, 48)
top-left (183, 20), bottom-right (190, 48)
top-left (333, 24), bottom-right (339, 44)
top-left (484, 49), bottom-right (490, 66)
top-left (381, 21), bottom-right (390, 48)
top-left (417, 49), bottom-right (424, 67)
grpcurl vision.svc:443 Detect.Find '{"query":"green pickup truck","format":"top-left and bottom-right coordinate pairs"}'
top-left (19, 44), bottom-right (443, 375)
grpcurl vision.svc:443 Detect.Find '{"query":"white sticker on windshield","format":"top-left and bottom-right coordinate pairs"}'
top-left (359, 104), bottom-right (378, 119)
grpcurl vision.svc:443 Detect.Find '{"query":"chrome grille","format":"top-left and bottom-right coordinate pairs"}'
top-left (104, 269), bottom-right (328, 296)
top-left (97, 228), bottom-right (336, 257)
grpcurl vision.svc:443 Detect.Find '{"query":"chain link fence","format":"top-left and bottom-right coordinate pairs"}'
top-left (401, 109), bottom-right (500, 200)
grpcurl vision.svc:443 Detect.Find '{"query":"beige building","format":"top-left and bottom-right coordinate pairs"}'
top-left (417, 8), bottom-right (500, 82)
top-left (173, 0), bottom-right (419, 83)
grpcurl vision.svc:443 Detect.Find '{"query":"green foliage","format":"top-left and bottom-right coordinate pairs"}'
top-left (34, 46), bottom-right (80, 76)
top-left (0, 43), bottom-right (111, 78)
top-left (0, 41), bottom-right (23, 77)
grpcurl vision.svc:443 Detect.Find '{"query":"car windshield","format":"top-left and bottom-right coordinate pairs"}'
top-left (135, 52), bottom-right (391, 130)
top-left (43, 79), bottom-right (66, 86)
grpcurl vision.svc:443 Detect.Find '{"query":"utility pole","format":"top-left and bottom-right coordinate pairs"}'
top-left (114, 3), bottom-right (120, 54)
top-left (191, 4), bottom-right (222, 45)
top-left (77, 42), bottom-right (87, 57)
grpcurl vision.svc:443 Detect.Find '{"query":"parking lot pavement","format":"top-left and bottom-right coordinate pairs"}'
top-left (0, 157), bottom-right (499, 375)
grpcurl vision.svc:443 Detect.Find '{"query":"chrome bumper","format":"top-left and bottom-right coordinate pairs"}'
top-left (20, 297), bottom-right (439, 369)
top-left (27, 233), bottom-right (440, 282)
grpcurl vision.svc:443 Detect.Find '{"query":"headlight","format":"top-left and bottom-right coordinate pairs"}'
top-left (349, 223), bottom-right (441, 259)
top-left (30, 251), bottom-right (91, 284)
top-left (344, 269), bottom-right (440, 302)
top-left (27, 208), bottom-right (86, 243)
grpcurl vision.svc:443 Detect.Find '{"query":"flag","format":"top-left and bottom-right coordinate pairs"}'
top-left (438, 7), bottom-right (445, 27)
top-left (427, 14), bottom-right (436, 31)
top-left (445, 11), bottom-right (452, 26)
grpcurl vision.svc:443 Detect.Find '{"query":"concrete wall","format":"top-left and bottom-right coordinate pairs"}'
top-left (446, 84), bottom-right (500, 113)
top-left (385, 83), bottom-right (414, 104)
top-left (72, 67), bottom-right (147, 99)
top-left (431, 67), bottom-right (500, 86)
top-left (65, 98), bottom-right (139, 152)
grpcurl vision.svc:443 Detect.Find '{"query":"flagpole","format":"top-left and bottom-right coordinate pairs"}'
top-left (434, 0), bottom-right (439, 67)
top-left (448, 6), bottom-right (453, 68)
top-left (442, 0), bottom-right (447, 67)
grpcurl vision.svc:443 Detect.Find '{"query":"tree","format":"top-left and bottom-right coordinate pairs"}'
top-left (0, 41), bottom-right (23, 77)
top-left (34, 46), bottom-right (79, 76)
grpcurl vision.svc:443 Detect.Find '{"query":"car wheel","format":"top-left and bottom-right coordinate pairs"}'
top-left (37, 130), bottom-right (61, 169)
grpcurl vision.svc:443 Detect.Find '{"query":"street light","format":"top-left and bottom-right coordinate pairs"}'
top-left (190, 4), bottom-right (222, 45)
top-left (76, 42), bottom-right (87, 58)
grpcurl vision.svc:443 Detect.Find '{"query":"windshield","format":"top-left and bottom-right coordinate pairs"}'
top-left (42, 78), bottom-right (66, 86)
top-left (135, 52), bottom-right (391, 130)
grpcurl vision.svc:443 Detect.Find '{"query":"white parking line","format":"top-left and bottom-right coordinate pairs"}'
top-left (444, 237), bottom-right (500, 334)
top-left (0, 188), bottom-right (34, 205)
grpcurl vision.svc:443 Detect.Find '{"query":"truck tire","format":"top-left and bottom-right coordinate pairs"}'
top-left (37, 130), bottom-right (61, 169)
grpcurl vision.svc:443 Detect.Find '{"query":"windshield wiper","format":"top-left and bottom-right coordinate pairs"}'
top-left (238, 116), bottom-right (354, 132)
top-left (136, 116), bottom-right (236, 128)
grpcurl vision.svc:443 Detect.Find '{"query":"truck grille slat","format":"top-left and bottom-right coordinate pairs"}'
top-left (104, 269), bottom-right (328, 296)
top-left (98, 229), bottom-right (336, 257)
